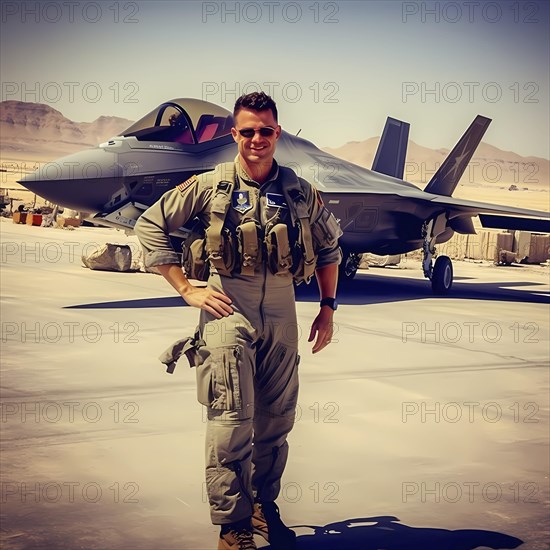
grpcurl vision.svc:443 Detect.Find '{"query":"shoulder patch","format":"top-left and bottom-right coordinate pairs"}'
top-left (177, 175), bottom-right (198, 193)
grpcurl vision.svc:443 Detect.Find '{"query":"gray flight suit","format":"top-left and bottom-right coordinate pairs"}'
top-left (135, 157), bottom-right (341, 525)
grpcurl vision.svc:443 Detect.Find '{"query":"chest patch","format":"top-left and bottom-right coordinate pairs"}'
top-left (265, 193), bottom-right (288, 209)
top-left (232, 190), bottom-right (253, 214)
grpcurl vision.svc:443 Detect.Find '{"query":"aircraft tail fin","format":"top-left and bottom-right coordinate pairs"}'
top-left (372, 117), bottom-right (409, 179)
top-left (424, 115), bottom-right (491, 196)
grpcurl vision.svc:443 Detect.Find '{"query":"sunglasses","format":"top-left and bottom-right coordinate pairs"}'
top-left (237, 126), bottom-right (276, 138)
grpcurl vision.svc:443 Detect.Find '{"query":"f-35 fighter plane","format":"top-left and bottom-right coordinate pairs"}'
top-left (19, 98), bottom-right (549, 293)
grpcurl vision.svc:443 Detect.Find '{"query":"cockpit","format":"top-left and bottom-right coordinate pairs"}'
top-left (121, 98), bottom-right (234, 145)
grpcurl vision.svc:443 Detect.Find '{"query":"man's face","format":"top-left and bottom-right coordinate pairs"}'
top-left (231, 108), bottom-right (281, 168)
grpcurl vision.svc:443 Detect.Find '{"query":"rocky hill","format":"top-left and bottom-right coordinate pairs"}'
top-left (0, 101), bottom-right (133, 159)
top-left (323, 137), bottom-right (549, 188)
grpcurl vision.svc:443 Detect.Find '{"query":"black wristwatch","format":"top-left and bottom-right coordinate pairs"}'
top-left (320, 297), bottom-right (338, 311)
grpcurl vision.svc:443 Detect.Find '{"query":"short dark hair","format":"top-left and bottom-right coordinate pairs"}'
top-left (233, 92), bottom-right (278, 122)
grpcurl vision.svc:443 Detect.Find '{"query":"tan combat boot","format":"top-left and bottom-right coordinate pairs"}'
top-left (218, 524), bottom-right (257, 550)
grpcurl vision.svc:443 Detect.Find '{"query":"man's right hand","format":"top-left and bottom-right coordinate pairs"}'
top-left (181, 287), bottom-right (233, 318)
top-left (156, 264), bottom-right (233, 318)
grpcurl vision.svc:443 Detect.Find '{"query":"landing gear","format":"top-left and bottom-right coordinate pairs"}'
top-left (432, 255), bottom-right (453, 294)
top-left (422, 217), bottom-right (454, 294)
top-left (339, 252), bottom-right (362, 282)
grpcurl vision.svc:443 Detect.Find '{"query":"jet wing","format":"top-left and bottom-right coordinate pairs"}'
top-left (428, 195), bottom-right (549, 218)
top-left (478, 214), bottom-right (550, 233)
top-left (426, 195), bottom-right (550, 233)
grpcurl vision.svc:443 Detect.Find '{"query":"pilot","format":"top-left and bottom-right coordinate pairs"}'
top-left (169, 112), bottom-right (193, 144)
top-left (135, 92), bottom-right (342, 550)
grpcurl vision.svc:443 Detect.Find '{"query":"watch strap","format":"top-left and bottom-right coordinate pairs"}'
top-left (320, 297), bottom-right (337, 310)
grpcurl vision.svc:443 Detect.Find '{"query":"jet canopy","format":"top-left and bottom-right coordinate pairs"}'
top-left (121, 98), bottom-right (234, 145)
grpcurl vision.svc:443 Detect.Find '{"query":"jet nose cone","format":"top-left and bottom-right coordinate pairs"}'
top-left (18, 148), bottom-right (124, 212)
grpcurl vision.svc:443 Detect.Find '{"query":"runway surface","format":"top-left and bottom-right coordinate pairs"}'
top-left (1, 220), bottom-right (548, 549)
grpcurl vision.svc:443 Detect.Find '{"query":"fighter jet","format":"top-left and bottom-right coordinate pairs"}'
top-left (18, 98), bottom-right (550, 294)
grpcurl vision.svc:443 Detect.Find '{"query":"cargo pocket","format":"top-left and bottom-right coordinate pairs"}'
top-left (196, 345), bottom-right (243, 410)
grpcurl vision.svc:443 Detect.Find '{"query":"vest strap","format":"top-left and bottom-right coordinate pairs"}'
top-left (280, 167), bottom-right (316, 283)
top-left (205, 163), bottom-right (235, 277)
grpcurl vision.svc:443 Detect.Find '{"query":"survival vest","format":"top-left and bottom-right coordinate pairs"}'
top-left (182, 162), bottom-right (318, 284)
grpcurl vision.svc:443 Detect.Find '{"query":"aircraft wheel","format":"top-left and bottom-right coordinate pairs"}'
top-left (339, 252), bottom-right (361, 282)
top-left (431, 255), bottom-right (453, 294)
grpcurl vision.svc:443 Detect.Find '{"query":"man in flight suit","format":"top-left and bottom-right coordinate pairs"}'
top-left (135, 92), bottom-right (341, 550)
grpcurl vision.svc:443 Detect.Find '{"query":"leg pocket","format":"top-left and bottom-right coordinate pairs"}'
top-left (196, 345), bottom-right (243, 411)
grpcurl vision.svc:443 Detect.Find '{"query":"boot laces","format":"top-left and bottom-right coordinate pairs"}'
top-left (230, 528), bottom-right (256, 549)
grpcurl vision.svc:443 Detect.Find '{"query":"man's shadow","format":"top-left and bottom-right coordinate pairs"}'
top-left (263, 516), bottom-right (523, 549)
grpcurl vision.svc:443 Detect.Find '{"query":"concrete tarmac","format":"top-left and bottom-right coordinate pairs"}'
top-left (1, 220), bottom-right (548, 549)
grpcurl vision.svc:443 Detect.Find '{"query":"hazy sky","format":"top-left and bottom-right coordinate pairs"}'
top-left (1, 0), bottom-right (549, 157)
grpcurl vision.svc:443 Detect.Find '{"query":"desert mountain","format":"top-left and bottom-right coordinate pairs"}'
top-left (0, 101), bottom-right (134, 159)
top-left (323, 138), bottom-right (549, 188)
